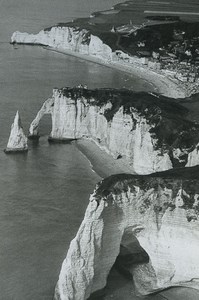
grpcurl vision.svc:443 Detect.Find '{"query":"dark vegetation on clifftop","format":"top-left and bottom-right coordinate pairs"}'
top-left (44, 0), bottom-right (199, 64)
top-left (60, 87), bottom-right (199, 163)
top-left (94, 166), bottom-right (199, 220)
top-left (61, 86), bottom-right (187, 115)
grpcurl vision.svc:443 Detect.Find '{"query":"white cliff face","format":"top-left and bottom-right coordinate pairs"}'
top-left (186, 144), bottom-right (199, 167)
top-left (54, 172), bottom-right (199, 300)
top-left (11, 26), bottom-right (112, 61)
top-left (29, 88), bottom-right (199, 174)
top-left (10, 24), bottom-right (199, 99)
top-left (5, 111), bottom-right (28, 152)
top-left (89, 35), bottom-right (112, 60)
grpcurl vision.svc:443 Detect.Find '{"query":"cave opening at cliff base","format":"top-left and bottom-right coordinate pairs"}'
top-left (115, 227), bottom-right (150, 280)
top-left (88, 226), bottom-right (150, 300)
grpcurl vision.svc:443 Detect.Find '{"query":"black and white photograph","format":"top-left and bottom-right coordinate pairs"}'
top-left (1, 0), bottom-right (199, 299)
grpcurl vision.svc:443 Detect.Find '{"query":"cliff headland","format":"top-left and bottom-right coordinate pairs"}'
top-left (54, 165), bottom-right (199, 300)
top-left (29, 87), bottom-right (199, 174)
top-left (11, 0), bottom-right (199, 98)
top-left (9, 1), bottom-right (199, 299)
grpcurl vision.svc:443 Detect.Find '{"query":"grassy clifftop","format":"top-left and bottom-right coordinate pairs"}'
top-left (44, 0), bottom-right (199, 59)
top-left (58, 87), bottom-right (199, 164)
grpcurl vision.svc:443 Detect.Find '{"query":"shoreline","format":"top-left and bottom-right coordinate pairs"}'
top-left (74, 138), bottom-right (136, 179)
top-left (45, 46), bottom-right (188, 99)
top-left (74, 138), bottom-right (199, 300)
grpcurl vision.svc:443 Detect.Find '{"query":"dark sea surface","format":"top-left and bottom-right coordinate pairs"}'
top-left (0, 1), bottom-right (155, 299)
top-left (0, 1), bottom-right (198, 300)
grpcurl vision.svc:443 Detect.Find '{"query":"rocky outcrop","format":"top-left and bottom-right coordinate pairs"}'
top-left (29, 87), bottom-right (199, 174)
top-left (5, 111), bottom-right (28, 153)
top-left (11, 26), bottom-right (112, 61)
top-left (54, 166), bottom-right (199, 300)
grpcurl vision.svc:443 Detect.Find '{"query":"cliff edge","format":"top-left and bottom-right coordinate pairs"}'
top-left (29, 87), bottom-right (199, 174)
top-left (10, 1), bottom-right (199, 98)
top-left (54, 166), bottom-right (199, 300)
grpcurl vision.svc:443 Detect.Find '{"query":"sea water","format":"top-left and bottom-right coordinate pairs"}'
top-left (0, 0), bottom-right (155, 299)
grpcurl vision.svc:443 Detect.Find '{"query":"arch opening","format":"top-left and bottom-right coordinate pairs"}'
top-left (115, 227), bottom-right (150, 280)
top-left (88, 227), bottom-right (151, 300)
top-left (37, 114), bottom-right (52, 137)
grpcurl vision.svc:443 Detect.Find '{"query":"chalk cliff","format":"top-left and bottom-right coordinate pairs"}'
top-left (29, 87), bottom-right (199, 174)
top-left (10, 22), bottom-right (199, 98)
top-left (54, 166), bottom-right (199, 300)
top-left (11, 26), bottom-right (112, 61)
top-left (5, 111), bottom-right (28, 153)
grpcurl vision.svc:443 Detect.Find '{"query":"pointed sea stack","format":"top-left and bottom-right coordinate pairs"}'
top-left (4, 111), bottom-right (28, 153)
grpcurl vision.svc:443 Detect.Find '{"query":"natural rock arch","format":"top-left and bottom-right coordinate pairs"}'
top-left (54, 170), bottom-right (199, 300)
top-left (28, 97), bottom-right (54, 138)
top-left (114, 226), bottom-right (150, 283)
top-left (29, 88), bottom-right (199, 174)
